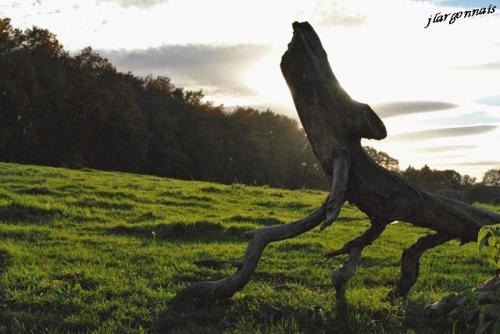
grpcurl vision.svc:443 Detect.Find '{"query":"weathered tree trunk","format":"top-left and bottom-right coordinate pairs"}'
top-left (172, 21), bottom-right (500, 305)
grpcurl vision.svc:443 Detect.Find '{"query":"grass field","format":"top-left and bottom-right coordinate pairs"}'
top-left (0, 162), bottom-right (497, 333)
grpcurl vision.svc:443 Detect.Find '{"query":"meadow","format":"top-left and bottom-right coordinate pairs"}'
top-left (0, 162), bottom-right (497, 333)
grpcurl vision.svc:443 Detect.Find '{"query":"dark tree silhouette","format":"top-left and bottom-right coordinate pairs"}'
top-left (483, 169), bottom-right (500, 187)
top-left (363, 146), bottom-right (399, 171)
top-left (0, 17), bottom-right (329, 190)
top-left (0, 17), bottom-right (493, 197)
top-left (173, 22), bottom-right (500, 308)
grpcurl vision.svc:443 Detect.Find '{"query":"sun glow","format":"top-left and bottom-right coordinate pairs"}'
top-left (240, 55), bottom-right (294, 108)
top-left (3, 0), bottom-right (499, 178)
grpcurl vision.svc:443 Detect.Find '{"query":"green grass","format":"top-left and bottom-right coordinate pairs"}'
top-left (0, 162), bottom-right (497, 333)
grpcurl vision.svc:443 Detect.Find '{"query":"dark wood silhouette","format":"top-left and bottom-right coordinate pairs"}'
top-left (173, 21), bottom-right (500, 305)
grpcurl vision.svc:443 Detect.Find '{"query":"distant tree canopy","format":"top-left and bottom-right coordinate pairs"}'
top-left (0, 18), bottom-right (327, 189)
top-left (0, 17), bottom-right (497, 202)
top-left (363, 146), bottom-right (399, 171)
top-left (483, 169), bottom-right (500, 187)
top-left (402, 165), bottom-right (466, 192)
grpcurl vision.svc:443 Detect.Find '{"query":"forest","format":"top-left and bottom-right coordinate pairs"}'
top-left (0, 16), bottom-right (499, 334)
top-left (0, 18), bottom-right (498, 202)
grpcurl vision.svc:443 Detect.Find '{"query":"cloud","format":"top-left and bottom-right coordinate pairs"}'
top-left (451, 61), bottom-right (500, 70)
top-left (97, 0), bottom-right (167, 9)
top-left (415, 0), bottom-right (493, 8)
top-left (415, 145), bottom-right (478, 152)
top-left (317, 9), bottom-right (366, 27)
top-left (0, 2), bottom-right (21, 8)
top-left (476, 95), bottom-right (500, 106)
top-left (389, 125), bottom-right (497, 141)
top-left (439, 0), bottom-right (493, 8)
top-left (101, 44), bottom-right (272, 96)
top-left (373, 101), bottom-right (458, 118)
top-left (447, 161), bottom-right (500, 166)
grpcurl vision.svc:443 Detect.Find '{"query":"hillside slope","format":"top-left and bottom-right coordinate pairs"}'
top-left (0, 162), bottom-right (497, 333)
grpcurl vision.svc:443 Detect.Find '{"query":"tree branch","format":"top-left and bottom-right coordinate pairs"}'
top-left (327, 219), bottom-right (388, 313)
top-left (171, 202), bottom-right (328, 305)
top-left (324, 219), bottom-right (388, 258)
top-left (388, 233), bottom-right (452, 299)
top-left (321, 150), bottom-right (350, 230)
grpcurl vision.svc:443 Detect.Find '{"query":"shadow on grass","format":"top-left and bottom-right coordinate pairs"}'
top-left (75, 198), bottom-right (135, 211)
top-left (0, 249), bottom-right (11, 274)
top-left (159, 200), bottom-right (212, 209)
top-left (130, 211), bottom-right (160, 223)
top-left (106, 220), bottom-right (252, 242)
top-left (254, 200), bottom-right (312, 211)
top-left (276, 241), bottom-right (325, 253)
top-left (335, 216), bottom-right (364, 223)
top-left (0, 203), bottom-right (62, 223)
top-left (154, 298), bottom-right (333, 334)
top-left (154, 295), bottom-right (451, 333)
top-left (94, 190), bottom-right (141, 201)
top-left (0, 227), bottom-right (51, 242)
top-left (199, 186), bottom-right (225, 194)
top-left (15, 187), bottom-right (52, 196)
top-left (226, 215), bottom-right (285, 226)
top-left (0, 249), bottom-right (13, 320)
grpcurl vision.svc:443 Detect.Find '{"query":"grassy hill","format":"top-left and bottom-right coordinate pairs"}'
top-left (0, 162), bottom-right (497, 333)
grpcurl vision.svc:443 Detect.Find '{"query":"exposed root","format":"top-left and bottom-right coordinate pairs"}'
top-left (172, 149), bottom-right (351, 306)
top-left (388, 233), bottom-right (452, 299)
top-left (332, 247), bottom-right (362, 314)
top-left (435, 193), bottom-right (500, 226)
top-left (171, 202), bottom-right (328, 305)
top-left (324, 219), bottom-right (387, 258)
top-left (170, 20), bottom-right (500, 311)
top-left (328, 219), bottom-right (388, 313)
top-left (321, 152), bottom-right (350, 231)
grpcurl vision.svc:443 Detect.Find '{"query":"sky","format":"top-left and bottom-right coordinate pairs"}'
top-left (1, 0), bottom-right (499, 179)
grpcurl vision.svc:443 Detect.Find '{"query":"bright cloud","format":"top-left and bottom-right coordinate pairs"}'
top-left (101, 44), bottom-right (273, 96)
top-left (97, 0), bottom-right (168, 9)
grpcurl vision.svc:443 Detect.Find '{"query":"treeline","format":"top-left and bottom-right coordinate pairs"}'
top-left (401, 165), bottom-right (500, 204)
top-left (367, 148), bottom-right (500, 203)
top-left (0, 18), bottom-right (326, 189)
top-left (0, 18), bottom-right (498, 203)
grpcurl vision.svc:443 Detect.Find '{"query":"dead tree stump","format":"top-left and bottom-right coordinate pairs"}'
top-left (172, 21), bottom-right (500, 306)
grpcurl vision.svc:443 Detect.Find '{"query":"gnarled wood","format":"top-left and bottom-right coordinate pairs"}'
top-left (172, 21), bottom-right (500, 306)
top-left (328, 219), bottom-right (388, 314)
top-left (387, 233), bottom-right (452, 299)
top-left (324, 219), bottom-right (388, 259)
top-left (280, 21), bottom-right (499, 237)
top-left (171, 199), bottom-right (328, 304)
top-left (321, 150), bottom-right (350, 230)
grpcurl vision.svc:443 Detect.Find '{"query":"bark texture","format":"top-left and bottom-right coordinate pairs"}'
top-left (387, 233), bottom-right (452, 299)
top-left (172, 21), bottom-right (500, 305)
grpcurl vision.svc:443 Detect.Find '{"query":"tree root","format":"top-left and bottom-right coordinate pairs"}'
top-left (172, 149), bottom-right (351, 306)
top-left (326, 219), bottom-right (388, 313)
top-left (324, 219), bottom-right (387, 258)
top-left (387, 233), bottom-right (452, 299)
top-left (171, 202), bottom-right (328, 305)
top-left (321, 152), bottom-right (350, 230)
top-left (331, 247), bottom-right (362, 314)
top-left (170, 21), bottom-right (500, 309)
